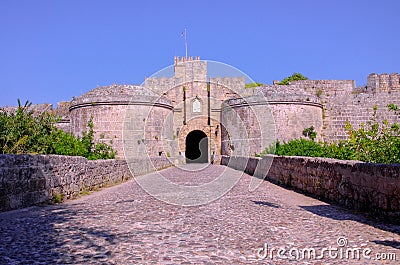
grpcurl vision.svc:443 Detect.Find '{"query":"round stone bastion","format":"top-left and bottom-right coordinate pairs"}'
top-left (69, 84), bottom-right (173, 159)
top-left (221, 86), bottom-right (323, 156)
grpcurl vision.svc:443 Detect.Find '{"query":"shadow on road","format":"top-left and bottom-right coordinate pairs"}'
top-left (251, 200), bottom-right (280, 208)
top-left (0, 203), bottom-right (118, 264)
top-left (372, 240), bottom-right (400, 249)
top-left (299, 204), bottom-right (400, 237)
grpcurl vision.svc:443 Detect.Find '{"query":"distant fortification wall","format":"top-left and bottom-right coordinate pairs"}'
top-left (2, 58), bottom-right (399, 160)
top-left (2, 102), bottom-right (71, 132)
top-left (366, 73), bottom-right (400, 92)
top-left (326, 91), bottom-right (400, 141)
top-left (263, 77), bottom-right (400, 142)
top-left (52, 102), bottom-right (71, 132)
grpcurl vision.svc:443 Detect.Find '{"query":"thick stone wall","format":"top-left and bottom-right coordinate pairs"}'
top-left (52, 101), bottom-right (71, 132)
top-left (221, 155), bottom-right (400, 223)
top-left (0, 154), bottom-right (171, 212)
top-left (70, 104), bottom-right (129, 156)
top-left (261, 80), bottom-right (354, 142)
top-left (222, 89), bottom-right (323, 156)
top-left (324, 91), bottom-right (400, 141)
top-left (70, 84), bottom-right (174, 159)
top-left (259, 78), bottom-right (400, 142)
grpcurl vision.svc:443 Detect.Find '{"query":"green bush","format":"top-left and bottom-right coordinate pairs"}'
top-left (257, 139), bottom-right (325, 158)
top-left (0, 100), bottom-right (56, 154)
top-left (278, 73), bottom-right (308, 85)
top-left (258, 105), bottom-right (400, 164)
top-left (302, 126), bottom-right (317, 141)
top-left (0, 100), bottom-right (116, 159)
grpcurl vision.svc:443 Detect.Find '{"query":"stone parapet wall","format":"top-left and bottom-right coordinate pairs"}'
top-left (126, 157), bottom-right (173, 176)
top-left (2, 103), bottom-right (53, 114)
top-left (0, 154), bottom-right (171, 212)
top-left (288, 79), bottom-right (355, 94)
top-left (69, 84), bottom-right (172, 108)
top-left (145, 77), bottom-right (184, 95)
top-left (221, 155), bottom-right (400, 223)
top-left (210, 77), bottom-right (246, 93)
top-left (258, 85), bottom-right (322, 104)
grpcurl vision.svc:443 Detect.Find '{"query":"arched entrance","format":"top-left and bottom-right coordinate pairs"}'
top-left (185, 130), bottom-right (208, 163)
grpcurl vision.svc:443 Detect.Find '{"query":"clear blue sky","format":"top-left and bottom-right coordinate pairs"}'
top-left (1, 0), bottom-right (399, 106)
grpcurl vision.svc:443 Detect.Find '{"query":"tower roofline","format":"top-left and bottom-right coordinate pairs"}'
top-left (174, 56), bottom-right (201, 64)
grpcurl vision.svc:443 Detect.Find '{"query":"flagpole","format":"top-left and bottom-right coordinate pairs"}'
top-left (183, 28), bottom-right (188, 58)
top-left (185, 33), bottom-right (188, 58)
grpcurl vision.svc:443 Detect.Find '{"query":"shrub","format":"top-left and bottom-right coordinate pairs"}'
top-left (258, 139), bottom-right (325, 158)
top-left (302, 126), bottom-right (317, 141)
top-left (278, 73), bottom-right (308, 85)
top-left (0, 100), bottom-right (57, 154)
top-left (0, 100), bottom-right (116, 159)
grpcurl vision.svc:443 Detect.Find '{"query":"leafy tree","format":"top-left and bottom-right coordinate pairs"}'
top-left (0, 100), bottom-right (56, 154)
top-left (278, 73), bottom-right (308, 85)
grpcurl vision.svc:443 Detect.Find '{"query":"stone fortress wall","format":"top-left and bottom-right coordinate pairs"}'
top-left (2, 57), bottom-right (399, 162)
top-left (222, 73), bottom-right (400, 156)
top-left (69, 84), bottom-right (174, 160)
top-left (276, 74), bottom-right (400, 142)
top-left (222, 85), bottom-right (324, 156)
top-left (323, 74), bottom-right (400, 142)
top-left (1, 57), bottom-right (400, 215)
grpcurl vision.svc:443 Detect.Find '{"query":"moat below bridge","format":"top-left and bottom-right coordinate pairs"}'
top-left (0, 164), bottom-right (399, 264)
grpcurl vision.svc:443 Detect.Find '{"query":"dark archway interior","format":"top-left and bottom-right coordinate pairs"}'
top-left (185, 130), bottom-right (208, 163)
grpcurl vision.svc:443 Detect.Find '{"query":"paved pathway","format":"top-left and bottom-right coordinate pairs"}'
top-left (0, 164), bottom-right (399, 264)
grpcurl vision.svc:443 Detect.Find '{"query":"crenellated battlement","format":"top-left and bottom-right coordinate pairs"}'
top-left (173, 56), bottom-right (207, 82)
top-left (146, 57), bottom-right (248, 94)
top-left (145, 76), bottom-right (185, 93)
top-left (367, 73), bottom-right (400, 92)
top-left (174, 56), bottom-right (201, 64)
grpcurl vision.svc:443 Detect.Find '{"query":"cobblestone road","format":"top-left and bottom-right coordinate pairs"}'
top-left (0, 164), bottom-right (399, 264)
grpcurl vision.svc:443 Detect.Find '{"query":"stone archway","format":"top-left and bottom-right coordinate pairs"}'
top-left (185, 130), bottom-right (208, 163)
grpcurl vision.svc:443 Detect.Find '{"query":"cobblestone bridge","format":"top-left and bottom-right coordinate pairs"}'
top-left (0, 165), bottom-right (399, 264)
